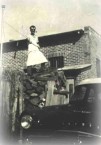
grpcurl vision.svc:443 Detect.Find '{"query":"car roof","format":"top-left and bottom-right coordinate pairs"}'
top-left (78, 78), bottom-right (101, 85)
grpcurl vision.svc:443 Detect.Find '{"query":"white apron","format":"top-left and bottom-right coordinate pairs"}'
top-left (26, 35), bottom-right (48, 66)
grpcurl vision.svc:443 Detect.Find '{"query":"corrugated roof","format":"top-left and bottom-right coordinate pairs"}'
top-left (58, 64), bottom-right (91, 71)
top-left (58, 64), bottom-right (92, 77)
top-left (79, 78), bottom-right (101, 85)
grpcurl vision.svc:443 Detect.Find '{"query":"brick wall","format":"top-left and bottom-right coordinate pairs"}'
top-left (40, 36), bottom-right (89, 66)
top-left (2, 26), bottom-right (101, 84)
top-left (3, 50), bottom-right (27, 70)
top-left (77, 27), bottom-right (101, 84)
top-left (40, 28), bottom-right (91, 84)
top-left (40, 27), bottom-right (101, 84)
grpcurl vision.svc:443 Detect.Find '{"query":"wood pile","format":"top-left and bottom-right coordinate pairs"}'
top-left (23, 67), bottom-right (69, 109)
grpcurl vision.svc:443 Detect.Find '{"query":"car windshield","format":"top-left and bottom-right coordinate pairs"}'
top-left (70, 84), bottom-right (101, 102)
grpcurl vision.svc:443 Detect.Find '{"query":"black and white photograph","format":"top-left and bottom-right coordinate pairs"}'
top-left (0, 0), bottom-right (101, 144)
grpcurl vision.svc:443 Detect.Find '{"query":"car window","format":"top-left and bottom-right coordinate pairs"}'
top-left (87, 88), bottom-right (95, 103)
top-left (87, 84), bottom-right (101, 103)
top-left (70, 86), bottom-right (87, 101)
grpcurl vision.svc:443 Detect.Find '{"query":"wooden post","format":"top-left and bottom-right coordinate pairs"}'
top-left (46, 80), bottom-right (69, 106)
top-left (46, 81), bottom-right (54, 106)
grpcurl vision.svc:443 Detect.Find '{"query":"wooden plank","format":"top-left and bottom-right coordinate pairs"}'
top-left (46, 80), bottom-right (69, 106)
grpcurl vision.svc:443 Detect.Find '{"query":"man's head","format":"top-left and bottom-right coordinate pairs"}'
top-left (30, 25), bottom-right (36, 34)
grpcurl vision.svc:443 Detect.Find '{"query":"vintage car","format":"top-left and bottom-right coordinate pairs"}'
top-left (20, 78), bottom-right (101, 144)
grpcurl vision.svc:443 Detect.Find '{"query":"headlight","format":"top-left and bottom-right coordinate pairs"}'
top-left (21, 115), bottom-right (33, 129)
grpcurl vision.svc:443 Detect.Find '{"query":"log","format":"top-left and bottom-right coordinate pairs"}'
top-left (53, 90), bottom-right (69, 96)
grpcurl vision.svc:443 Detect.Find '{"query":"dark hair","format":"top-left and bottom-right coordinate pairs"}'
top-left (30, 25), bottom-right (36, 30)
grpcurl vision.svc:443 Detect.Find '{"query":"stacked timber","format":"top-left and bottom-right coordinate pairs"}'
top-left (23, 67), bottom-right (69, 108)
top-left (23, 68), bottom-right (49, 109)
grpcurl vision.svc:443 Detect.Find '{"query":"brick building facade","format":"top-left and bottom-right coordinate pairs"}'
top-left (2, 26), bottom-right (101, 85)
